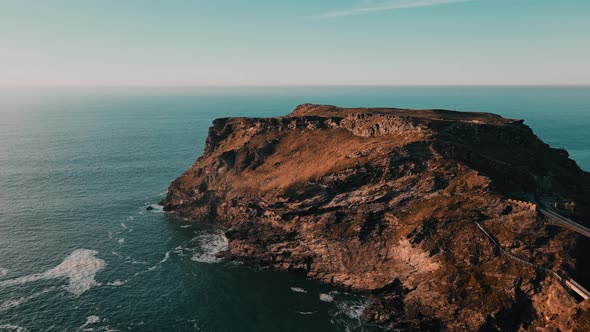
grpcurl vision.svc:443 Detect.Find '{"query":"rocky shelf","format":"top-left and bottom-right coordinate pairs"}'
top-left (162, 104), bottom-right (590, 331)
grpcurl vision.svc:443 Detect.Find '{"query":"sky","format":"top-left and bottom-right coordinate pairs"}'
top-left (1, 0), bottom-right (589, 86)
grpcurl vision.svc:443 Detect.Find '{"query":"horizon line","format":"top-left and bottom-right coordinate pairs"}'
top-left (1, 83), bottom-right (590, 89)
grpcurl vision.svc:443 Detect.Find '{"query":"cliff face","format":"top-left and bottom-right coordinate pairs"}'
top-left (163, 104), bottom-right (590, 330)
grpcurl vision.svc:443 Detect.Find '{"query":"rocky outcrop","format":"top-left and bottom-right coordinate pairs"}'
top-left (163, 104), bottom-right (590, 331)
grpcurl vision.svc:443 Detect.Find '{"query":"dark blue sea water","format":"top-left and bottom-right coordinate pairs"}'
top-left (1, 86), bottom-right (589, 331)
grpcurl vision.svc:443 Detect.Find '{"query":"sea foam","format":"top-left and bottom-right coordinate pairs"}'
top-left (297, 311), bottom-right (316, 315)
top-left (336, 300), bottom-right (368, 320)
top-left (0, 287), bottom-right (56, 311)
top-left (319, 293), bottom-right (334, 302)
top-left (190, 231), bottom-right (228, 264)
top-left (147, 204), bottom-right (164, 213)
top-left (0, 249), bottom-right (106, 296)
top-left (0, 325), bottom-right (28, 332)
top-left (290, 287), bottom-right (307, 293)
top-left (80, 315), bottom-right (101, 329)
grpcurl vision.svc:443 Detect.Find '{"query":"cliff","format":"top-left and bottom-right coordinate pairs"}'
top-left (162, 104), bottom-right (590, 330)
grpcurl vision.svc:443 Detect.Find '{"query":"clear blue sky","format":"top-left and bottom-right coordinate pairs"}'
top-left (1, 0), bottom-right (589, 86)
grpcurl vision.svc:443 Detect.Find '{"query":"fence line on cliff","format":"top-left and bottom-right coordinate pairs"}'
top-left (472, 221), bottom-right (590, 301)
top-left (473, 222), bottom-right (549, 276)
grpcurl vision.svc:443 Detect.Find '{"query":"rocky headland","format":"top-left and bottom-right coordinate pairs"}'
top-left (162, 104), bottom-right (590, 331)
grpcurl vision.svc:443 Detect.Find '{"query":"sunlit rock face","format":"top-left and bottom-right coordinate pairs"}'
top-left (163, 104), bottom-right (590, 331)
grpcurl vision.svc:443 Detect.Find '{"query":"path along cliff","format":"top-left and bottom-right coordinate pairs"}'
top-left (163, 104), bottom-right (590, 331)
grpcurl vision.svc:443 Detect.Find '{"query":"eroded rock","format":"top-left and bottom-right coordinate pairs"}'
top-left (163, 104), bottom-right (590, 330)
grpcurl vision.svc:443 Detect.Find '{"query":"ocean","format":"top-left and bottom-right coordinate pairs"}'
top-left (0, 86), bottom-right (589, 331)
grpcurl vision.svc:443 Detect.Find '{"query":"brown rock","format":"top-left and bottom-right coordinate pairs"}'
top-left (163, 104), bottom-right (590, 331)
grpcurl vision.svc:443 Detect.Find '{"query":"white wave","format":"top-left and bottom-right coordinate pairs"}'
top-left (159, 251), bottom-right (170, 264)
top-left (0, 287), bottom-right (56, 311)
top-left (336, 300), bottom-right (368, 320)
top-left (0, 267), bottom-right (8, 277)
top-left (108, 231), bottom-right (113, 239)
top-left (190, 231), bottom-right (228, 264)
top-left (80, 315), bottom-right (101, 329)
top-left (106, 280), bottom-right (127, 286)
top-left (320, 293), bottom-right (334, 302)
top-left (147, 204), bottom-right (164, 213)
top-left (121, 223), bottom-right (127, 230)
top-left (0, 249), bottom-right (106, 296)
top-left (173, 245), bottom-right (185, 256)
top-left (290, 287), bottom-right (307, 293)
top-left (297, 311), bottom-right (316, 315)
top-left (180, 225), bottom-right (192, 229)
top-left (0, 325), bottom-right (28, 332)
top-left (141, 251), bottom-right (172, 274)
top-left (117, 238), bottom-right (125, 245)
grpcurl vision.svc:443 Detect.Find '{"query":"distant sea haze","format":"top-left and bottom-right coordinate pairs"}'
top-left (0, 86), bottom-right (588, 331)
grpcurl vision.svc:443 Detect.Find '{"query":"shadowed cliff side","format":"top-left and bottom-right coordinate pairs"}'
top-left (163, 104), bottom-right (590, 331)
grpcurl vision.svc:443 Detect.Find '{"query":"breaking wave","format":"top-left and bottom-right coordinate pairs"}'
top-left (328, 295), bottom-right (376, 331)
top-left (190, 230), bottom-right (228, 264)
top-left (336, 301), bottom-right (368, 320)
top-left (146, 204), bottom-right (164, 213)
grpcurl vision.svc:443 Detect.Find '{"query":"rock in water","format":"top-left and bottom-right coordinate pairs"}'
top-left (162, 104), bottom-right (590, 330)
